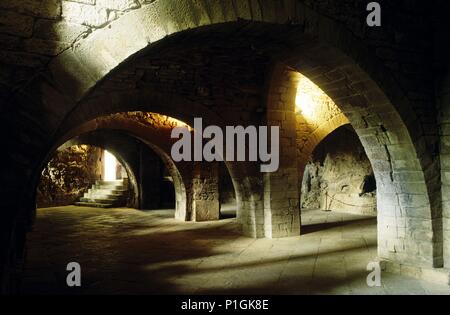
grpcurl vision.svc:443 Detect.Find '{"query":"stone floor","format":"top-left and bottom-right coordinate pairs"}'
top-left (20, 206), bottom-right (450, 295)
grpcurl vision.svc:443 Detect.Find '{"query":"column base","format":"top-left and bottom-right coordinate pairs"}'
top-left (380, 259), bottom-right (450, 286)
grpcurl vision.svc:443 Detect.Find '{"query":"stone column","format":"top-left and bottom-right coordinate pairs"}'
top-left (263, 65), bottom-right (301, 238)
top-left (190, 162), bottom-right (220, 222)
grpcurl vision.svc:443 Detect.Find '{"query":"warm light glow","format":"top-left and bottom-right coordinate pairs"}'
top-left (295, 89), bottom-right (316, 119)
top-left (120, 112), bottom-right (193, 131)
top-left (295, 74), bottom-right (333, 122)
top-left (104, 150), bottom-right (117, 181)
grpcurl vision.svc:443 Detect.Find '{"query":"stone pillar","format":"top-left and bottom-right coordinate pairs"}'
top-left (190, 162), bottom-right (220, 222)
top-left (263, 66), bottom-right (301, 238)
top-left (264, 112), bottom-right (301, 238)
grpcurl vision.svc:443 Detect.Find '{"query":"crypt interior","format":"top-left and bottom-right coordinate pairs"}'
top-left (1, 0), bottom-right (450, 295)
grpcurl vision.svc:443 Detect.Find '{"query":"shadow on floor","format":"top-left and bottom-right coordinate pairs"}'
top-left (20, 206), bottom-right (446, 295)
top-left (301, 217), bottom-right (376, 235)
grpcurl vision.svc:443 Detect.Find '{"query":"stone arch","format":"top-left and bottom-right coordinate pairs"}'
top-left (266, 59), bottom-right (438, 267)
top-left (42, 114), bottom-right (189, 221)
top-left (47, 88), bottom-right (263, 235)
top-left (45, 111), bottom-right (243, 224)
top-left (297, 113), bottom-right (350, 171)
top-left (60, 134), bottom-right (141, 209)
top-left (39, 7), bottom-right (438, 248)
top-left (48, 26), bottom-right (440, 264)
top-left (1, 2), bottom-right (444, 291)
top-left (266, 63), bottom-right (350, 172)
top-left (141, 142), bottom-right (187, 220)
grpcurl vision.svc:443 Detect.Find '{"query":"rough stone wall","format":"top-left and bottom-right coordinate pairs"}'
top-left (107, 112), bottom-right (190, 132)
top-left (0, 0), bottom-right (154, 88)
top-left (301, 125), bottom-right (376, 216)
top-left (191, 162), bottom-right (220, 222)
top-left (89, 36), bottom-right (269, 129)
top-left (36, 145), bottom-right (102, 208)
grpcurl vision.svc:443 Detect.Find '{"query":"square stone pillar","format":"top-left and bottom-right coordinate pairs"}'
top-left (191, 162), bottom-right (220, 222)
top-left (264, 109), bottom-right (301, 238)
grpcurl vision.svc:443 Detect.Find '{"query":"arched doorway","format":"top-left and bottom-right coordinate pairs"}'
top-left (300, 125), bottom-right (378, 248)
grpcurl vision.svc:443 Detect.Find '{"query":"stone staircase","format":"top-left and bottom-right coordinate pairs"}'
top-left (75, 179), bottom-right (128, 208)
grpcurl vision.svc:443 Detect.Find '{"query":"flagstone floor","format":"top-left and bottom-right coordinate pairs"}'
top-left (20, 206), bottom-right (450, 295)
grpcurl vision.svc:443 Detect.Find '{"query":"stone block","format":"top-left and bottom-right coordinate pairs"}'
top-left (33, 20), bottom-right (89, 43)
top-left (67, 0), bottom-right (96, 4)
top-left (0, 50), bottom-right (49, 67)
top-left (420, 268), bottom-right (450, 285)
top-left (62, 1), bottom-right (113, 27)
top-left (393, 171), bottom-right (424, 183)
top-left (398, 193), bottom-right (429, 208)
top-left (23, 38), bottom-right (69, 56)
top-left (441, 155), bottom-right (450, 169)
top-left (96, 0), bottom-right (141, 11)
top-left (193, 200), bottom-right (219, 222)
top-left (0, 11), bottom-right (34, 38)
top-left (0, 0), bottom-right (61, 19)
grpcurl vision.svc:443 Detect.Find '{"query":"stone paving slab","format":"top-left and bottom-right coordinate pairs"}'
top-left (20, 206), bottom-right (450, 295)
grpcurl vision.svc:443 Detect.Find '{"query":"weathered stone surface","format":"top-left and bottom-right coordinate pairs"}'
top-left (37, 145), bottom-right (102, 208)
top-left (61, 1), bottom-right (114, 28)
top-left (301, 125), bottom-right (377, 215)
top-left (33, 20), bottom-right (89, 43)
top-left (192, 200), bottom-right (220, 222)
top-left (0, 50), bottom-right (49, 67)
top-left (23, 38), bottom-right (70, 56)
top-left (0, 0), bottom-right (61, 19)
top-left (66, 0), bottom-right (96, 4)
top-left (97, 0), bottom-right (140, 11)
top-left (0, 11), bottom-right (34, 37)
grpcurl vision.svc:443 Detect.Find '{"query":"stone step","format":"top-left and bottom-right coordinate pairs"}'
top-left (93, 184), bottom-right (126, 190)
top-left (88, 188), bottom-right (125, 195)
top-left (80, 197), bottom-right (119, 204)
top-left (95, 180), bottom-right (128, 188)
top-left (76, 179), bottom-right (129, 208)
top-left (95, 179), bottom-right (124, 185)
top-left (83, 193), bottom-right (121, 200)
top-left (85, 189), bottom-right (124, 196)
top-left (74, 202), bottom-right (114, 208)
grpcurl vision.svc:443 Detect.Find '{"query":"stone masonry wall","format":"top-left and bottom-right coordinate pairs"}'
top-left (0, 0), bottom-right (155, 88)
top-left (295, 73), bottom-right (350, 170)
top-left (301, 125), bottom-right (377, 216)
top-left (36, 144), bottom-right (102, 208)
